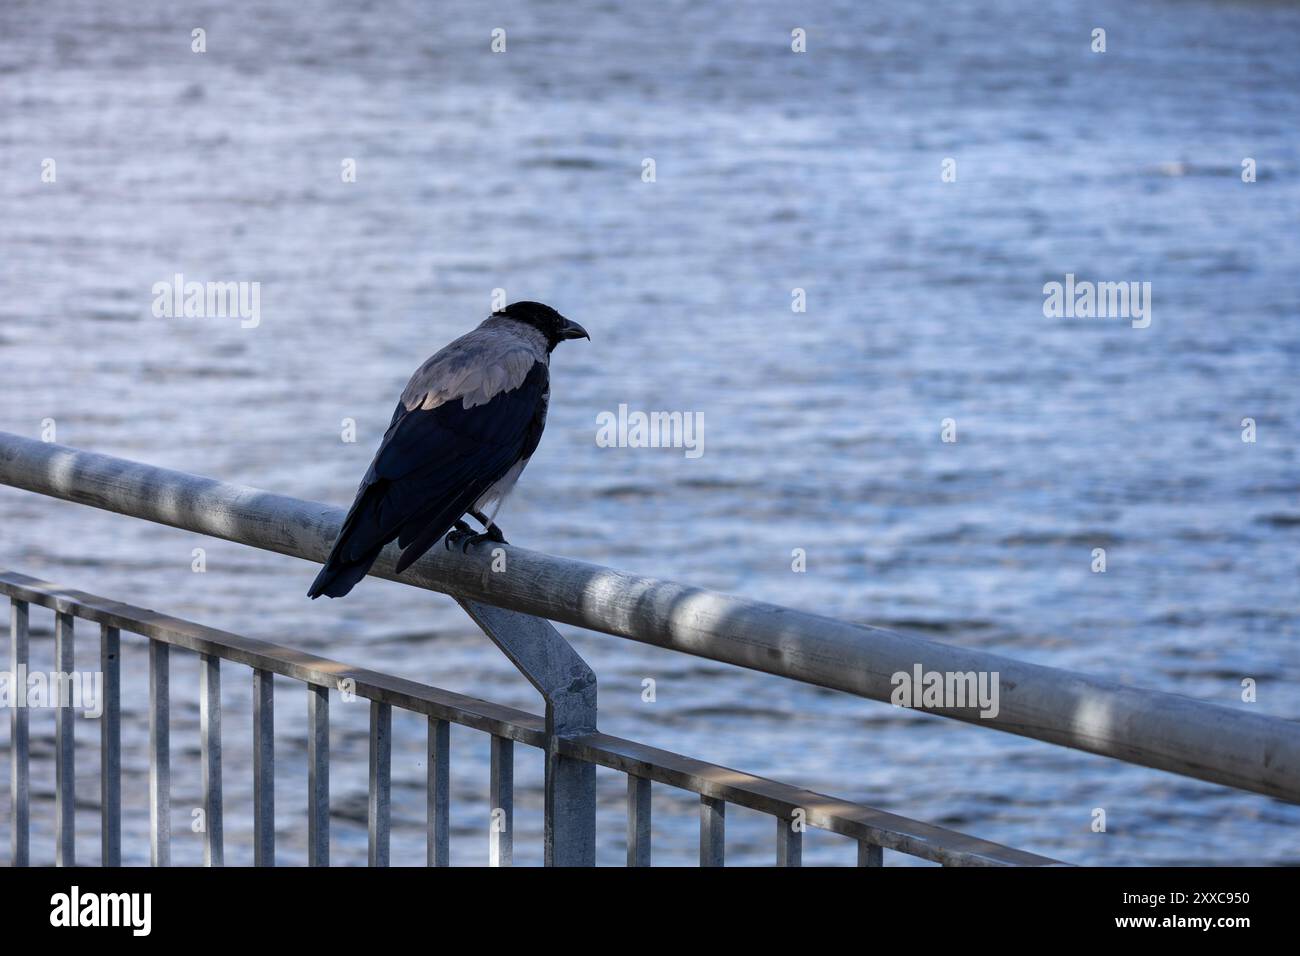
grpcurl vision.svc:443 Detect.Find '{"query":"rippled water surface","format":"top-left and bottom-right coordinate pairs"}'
top-left (2, 0), bottom-right (1299, 865)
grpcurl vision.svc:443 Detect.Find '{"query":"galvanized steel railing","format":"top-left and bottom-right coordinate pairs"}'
top-left (1, 429), bottom-right (1298, 866)
top-left (0, 571), bottom-right (1055, 866)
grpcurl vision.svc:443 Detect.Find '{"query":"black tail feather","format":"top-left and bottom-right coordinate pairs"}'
top-left (308, 494), bottom-right (473, 598)
top-left (307, 541), bottom-right (386, 599)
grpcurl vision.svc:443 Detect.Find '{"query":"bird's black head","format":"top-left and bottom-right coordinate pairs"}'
top-left (494, 301), bottom-right (589, 351)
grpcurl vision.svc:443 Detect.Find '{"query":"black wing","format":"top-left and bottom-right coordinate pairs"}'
top-left (308, 362), bottom-right (548, 598)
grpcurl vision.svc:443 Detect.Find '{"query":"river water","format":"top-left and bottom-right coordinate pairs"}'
top-left (1, 0), bottom-right (1298, 865)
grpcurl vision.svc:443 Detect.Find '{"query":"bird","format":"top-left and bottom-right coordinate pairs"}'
top-left (307, 301), bottom-right (589, 598)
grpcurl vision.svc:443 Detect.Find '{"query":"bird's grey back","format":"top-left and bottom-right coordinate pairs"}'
top-left (401, 316), bottom-right (549, 412)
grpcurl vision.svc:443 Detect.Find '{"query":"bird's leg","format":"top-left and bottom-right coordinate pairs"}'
top-left (444, 518), bottom-right (475, 551)
top-left (469, 508), bottom-right (506, 539)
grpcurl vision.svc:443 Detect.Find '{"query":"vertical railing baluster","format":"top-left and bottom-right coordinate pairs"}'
top-left (307, 683), bottom-right (329, 867)
top-left (149, 640), bottom-right (170, 867)
top-left (54, 611), bottom-right (75, 867)
top-left (368, 701), bottom-right (391, 867)
top-left (489, 735), bottom-right (513, 867)
top-left (253, 668), bottom-right (274, 866)
top-left (776, 815), bottom-right (802, 866)
top-left (857, 840), bottom-right (883, 866)
top-left (8, 600), bottom-right (29, 866)
top-left (199, 653), bottom-right (223, 866)
top-left (700, 795), bottom-right (725, 867)
top-left (100, 624), bottom-right (121, 866)
top-left (626, 774), bottom-right (651, 867)
top-left (427, 717), bottom-right (449, 867)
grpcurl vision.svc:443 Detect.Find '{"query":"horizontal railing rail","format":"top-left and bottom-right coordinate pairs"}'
top-left (0, 429), bottom-right (1297, 809)
top-left (1, 571), bottom-right (1059, 866)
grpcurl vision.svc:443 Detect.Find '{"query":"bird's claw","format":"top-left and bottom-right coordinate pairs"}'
top-left (445, 522), bottom-right (507, 553)
top-left (444, 520), bottom-right (474, 551)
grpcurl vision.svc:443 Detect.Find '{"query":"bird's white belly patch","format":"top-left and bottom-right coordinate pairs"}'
top-left (474, 456), bottom-right (530, 522)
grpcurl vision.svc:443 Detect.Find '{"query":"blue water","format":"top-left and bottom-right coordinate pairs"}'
top-left (1, 0), bottom-right (1298, 865)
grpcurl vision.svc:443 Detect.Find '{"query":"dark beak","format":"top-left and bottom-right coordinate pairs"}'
top-left (558, 318), bottom-right (590, 341)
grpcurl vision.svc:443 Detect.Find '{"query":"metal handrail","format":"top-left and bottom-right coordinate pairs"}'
top-left (1, 429), bottom-right (1297, 806)
top-left (0, 570), bottom-right (1058, 866)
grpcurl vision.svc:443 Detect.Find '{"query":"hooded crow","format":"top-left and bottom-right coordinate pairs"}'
top-left (307, 301), bottom-right (589, 599)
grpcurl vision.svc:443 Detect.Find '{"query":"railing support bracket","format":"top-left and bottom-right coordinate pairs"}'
top-left (458, 598), bottom-right (597, 867)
